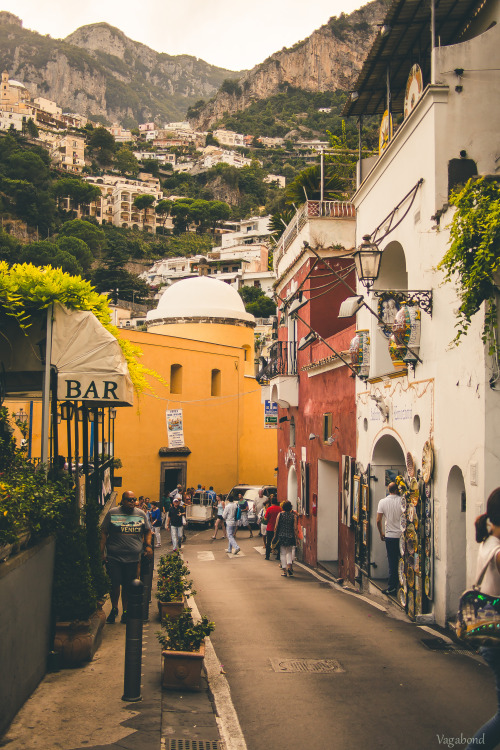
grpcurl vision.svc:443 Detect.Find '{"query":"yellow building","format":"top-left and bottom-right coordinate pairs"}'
top-left (114, 276), bottom-right (277, 498)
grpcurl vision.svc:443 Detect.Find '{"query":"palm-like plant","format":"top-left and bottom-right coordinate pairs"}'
top-left (285, 164), bottom-right (348, 206)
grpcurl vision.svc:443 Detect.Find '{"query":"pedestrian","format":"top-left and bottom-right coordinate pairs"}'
top-left (258, 498), bottom-right (270, 548)
top-left (207, 485), bottom-right (216, 504)
top-left (236, 493), bottom-right (254, 538)
top-left (160, 492), bottom-right (171, 529)
top-left (165, 495), bottom-right (186, 552)
top-left (376, 482), bottom-right (403, 595)
top-left (169, 484), bottom-right (183, 502)
top-left (272, 500), bottom-right (298, 577)
top-left (212, 494), bottom-right (226, 539)
top-left (264, 495), bottom-right (282, 560)
top-left (150, 500), bottom-right (162, 548)
top-left (100, 490), bottom-right (152, 624)
top-left (222, 495), bottom-right (240, 555)
top-left (466, 487), bottom-right (500, 750)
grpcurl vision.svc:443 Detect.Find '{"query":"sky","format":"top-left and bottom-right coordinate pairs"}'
top-left (4, 0), bottom-right (366, 71)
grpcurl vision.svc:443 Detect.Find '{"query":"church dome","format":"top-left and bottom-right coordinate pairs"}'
top-left (147, 276), bottom-right (255, 325)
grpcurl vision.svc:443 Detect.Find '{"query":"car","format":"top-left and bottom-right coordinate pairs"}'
top-left (225, 484), bottom-right (277, 526)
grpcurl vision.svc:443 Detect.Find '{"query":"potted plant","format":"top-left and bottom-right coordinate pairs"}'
top-left (157, 607), bottom-right (215, 691)
top-left (156, 552), bottom-right (195, 621)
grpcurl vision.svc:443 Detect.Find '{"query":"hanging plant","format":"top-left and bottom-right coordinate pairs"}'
top-left (438, 177), bottom-right (500, 353)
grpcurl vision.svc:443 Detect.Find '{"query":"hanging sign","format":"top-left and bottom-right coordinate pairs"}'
top-left (264, 400), bottom-right (278, 428)
top-left (166, 409), bottom-right (185, 448)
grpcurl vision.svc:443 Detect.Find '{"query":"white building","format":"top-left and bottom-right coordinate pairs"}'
top-left (83, 174), bottom-right (164, 232)
top-left (133, 151), bottom-right (176, 165)
top-left (0, 110), bottom-right (25, 131)
top-left (213, 129), bottom-right (246, 148)
top-left (198, 148), bottom-right (253, 171)
top-left (33, 97), bottom-right (62, 117)
top-left (342, 0), bottom-right (500, 625)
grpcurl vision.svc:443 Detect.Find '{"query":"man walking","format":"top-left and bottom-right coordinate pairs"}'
top-left (165, 495), bottom-right (185, 552)
top-left (101, 490), bottom-right (152, 624)
top-left (376, 482), bottom-right (403, 595)
top-left (264, 495), bottom-right (282, 560)
top-left (223, 495), bottom-right (240, 555)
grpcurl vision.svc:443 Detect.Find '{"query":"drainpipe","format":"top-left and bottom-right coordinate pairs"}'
top-left (40, 304), bottom-right (53, 467)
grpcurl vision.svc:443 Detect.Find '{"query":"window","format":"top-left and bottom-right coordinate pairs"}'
top-left (222, 266), bottom-right (229, 273)
top-left (232, 266), bottom-right (239, 272)
top-left (323, 413), bottom-right (333, 443)
top-left (253, 280), bottom-right (261, 288)
top-left (211, 369), bottom-right (221, 397)
top-left (170, 364), bottom-right (182, 394)
top-left (289, 416), bottom-right (295, 447)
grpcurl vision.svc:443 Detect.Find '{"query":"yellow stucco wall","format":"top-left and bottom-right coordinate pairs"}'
top-left (113, 326), bottom-right (277, 499)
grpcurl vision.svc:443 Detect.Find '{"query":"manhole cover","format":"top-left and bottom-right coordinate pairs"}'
top-left (270, 658), bottom-right (345, 673)
top-left (163, 741), bottom-right (219, 750)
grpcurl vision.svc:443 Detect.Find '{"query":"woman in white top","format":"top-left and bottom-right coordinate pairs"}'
top-left (468, 487), bottom-right (500, 750)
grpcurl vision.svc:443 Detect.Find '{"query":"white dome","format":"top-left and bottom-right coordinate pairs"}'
top-left (147, 276), bottom-right (254, 324)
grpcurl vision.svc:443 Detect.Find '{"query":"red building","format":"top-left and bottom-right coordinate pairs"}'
top-left (265, 201), bottom-right (358, 582)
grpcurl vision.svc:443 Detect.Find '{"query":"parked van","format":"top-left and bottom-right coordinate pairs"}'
top-left (225, 484), bottom-right (277, 526)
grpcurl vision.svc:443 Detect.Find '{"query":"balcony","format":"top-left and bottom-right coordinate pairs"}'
top-left (274, 200), bottom-right (356, 279)
top-left (266, 340), bottom-right (298, 408)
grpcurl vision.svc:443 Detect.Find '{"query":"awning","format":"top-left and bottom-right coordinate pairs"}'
top-left (51, 304), bottom-right (133, 406)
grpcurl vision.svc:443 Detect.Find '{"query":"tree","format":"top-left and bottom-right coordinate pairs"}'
top-left (91, 267), bottom-right (151, 304)
top-left (55, 236), bottom-right (94, 273)
top-left (207, 200), bottom-right (231, 233)
top-left (87, 127), bottom-right (116, 165)
top-left (141, 158), bottom-right (160, 178)
top-left (155, 199), bottom-right (173, 228)
top-left (171, 200), bottom-right (193, 235)
top-left (115, 147), bottom-right (139, 177)
top-left (58, 219), bottom-right (106, 256)
top-left (132, 193), bottom-right (156, 230)
top-left (53, 178), bottom-right (101, 214)
top-left (285, 164), bottom-right (348, 206)
top-left (25, 118), bottom-right (39, 138)
top-left (17, 240), bottom-right (83, 276)
top-left (239, 285), bottom-right (276, 317)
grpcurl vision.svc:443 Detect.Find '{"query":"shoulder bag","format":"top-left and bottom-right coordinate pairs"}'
top-left (456, 546), bottom-right (500, 646)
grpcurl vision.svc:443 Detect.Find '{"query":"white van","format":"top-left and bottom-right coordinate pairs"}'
top-left (225, 485), bottom-right (277, 526)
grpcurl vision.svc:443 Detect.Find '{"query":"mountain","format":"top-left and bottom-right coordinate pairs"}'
top-left (0, 13), bottom-right (241, 126)
top-left (188, 0), bottom-right (388, 130)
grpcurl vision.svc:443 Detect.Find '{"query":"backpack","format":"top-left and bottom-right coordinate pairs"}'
top-left (235, 504), bottom-right (242, 521)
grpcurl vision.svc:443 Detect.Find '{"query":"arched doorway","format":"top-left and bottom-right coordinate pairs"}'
top-left (287, 465), bottom-right (298, 511)
top-left (446, 466), bottom-right (466, 618)
top-left (370, 433), bottom-right (406, 586)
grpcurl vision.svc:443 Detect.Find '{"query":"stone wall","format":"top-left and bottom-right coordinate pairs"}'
top-left (0, 537), bottom-right (55, 737)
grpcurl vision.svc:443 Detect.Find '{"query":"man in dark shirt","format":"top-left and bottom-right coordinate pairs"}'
top-left (166, 496), bottom-right (186, 552)
top-left (101, 491), bottom-right (152, 623)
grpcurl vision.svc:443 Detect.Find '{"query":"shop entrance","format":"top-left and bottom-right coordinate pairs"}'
top-left (317, 459), bottom-right (339, 577)
top-left (370, 434), bottom-right (406, 586)
top-left (446, 466), bottom-right (466, 618)
top-left (160, 461), bottom-right (187, 500)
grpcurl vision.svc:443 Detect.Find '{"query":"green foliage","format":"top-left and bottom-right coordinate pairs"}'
top-left (133, 193), bottom-right (156, 212)
top-left (56, 236), bottom-right (94, 273)
top-left (25, 118), bottom-right (39, 138)
top-left (239, 285), bottom-right (276, 317)
top-left (52, 511), bottom-right (98, 622)
top-left (157, 607), bottom-right (215, 652)
top-left (53, 177), bottom-right (101, 208)
top-left (58, 219), bottom-right (106, 255)
top-left (285, 163), bottom-right (348, 205)
top-left (17, 240), bottom-right (83, 276)
top-left (221, 79), bottom-right (243, 97)
top-left (438, 177), bottom-right (500, 352)
top-left (115, 147), bottom-right (140, 177)
top-left (156, 552), bottom-right (196, 602)
top-left (84, 498), bottom-right (110, 601)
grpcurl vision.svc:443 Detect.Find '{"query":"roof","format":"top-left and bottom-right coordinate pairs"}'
top-left (147, 275), bottom-right (255, 324)
top-left (343, 0), bottom-right (485, 116)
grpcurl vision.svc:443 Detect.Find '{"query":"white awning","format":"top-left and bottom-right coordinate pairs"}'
top-left (51, 303), bottom-right (133, 406)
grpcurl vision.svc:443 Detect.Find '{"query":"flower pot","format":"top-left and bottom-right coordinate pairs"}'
top-left (53, 610), bottom-right (105, 666)
top-left (158, 598), bottom-right (186, 622)
top-left (161, 641), bottom-right (205, 691)
top-left (0, 542), bottom-right (14, 562)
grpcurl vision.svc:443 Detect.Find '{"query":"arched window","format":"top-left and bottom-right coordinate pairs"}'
top-left (170, 364), bottom-right (182, 394)
top-left (211, 369), bottom-right (221, 397)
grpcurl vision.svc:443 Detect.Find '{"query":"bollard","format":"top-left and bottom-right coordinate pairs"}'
top-left (122, 578), bottom-right (144, 702)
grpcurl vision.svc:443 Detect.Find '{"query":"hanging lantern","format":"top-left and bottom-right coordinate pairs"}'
top-left (349, 329), bottom-right (370, 379)
top-left (393, 305), bottom-right (421, 363)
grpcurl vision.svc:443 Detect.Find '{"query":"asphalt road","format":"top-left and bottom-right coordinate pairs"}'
top-left (182, 525), bottom-right (492, 750)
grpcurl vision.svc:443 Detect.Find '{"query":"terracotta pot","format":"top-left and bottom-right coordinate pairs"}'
top-left (161, 641), bottom-right (205, 691)
top-left (53, 610), bottom-right (105, 666)
top-left (158, 598), bottom-right (186, 622)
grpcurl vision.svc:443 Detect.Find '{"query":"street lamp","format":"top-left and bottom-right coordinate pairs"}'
top-left (352, 235), bottom-right (383, 291)
top-left (13, 407), bottom-right (28, 425)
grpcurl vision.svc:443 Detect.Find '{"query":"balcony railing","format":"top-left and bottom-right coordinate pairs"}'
top-left (274, 200), bottom-right (356, 270)
top-left (267, 339), bottom-right (297, 378)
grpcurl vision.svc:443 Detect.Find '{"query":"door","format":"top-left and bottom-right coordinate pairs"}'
top-left (317, 460), bottom-right (339, 573)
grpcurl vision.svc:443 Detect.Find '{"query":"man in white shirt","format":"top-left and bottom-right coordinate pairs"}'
top-left (376, 482), bottom-right (402, 595)
top-left (222, 498), bottom-right (240, 555)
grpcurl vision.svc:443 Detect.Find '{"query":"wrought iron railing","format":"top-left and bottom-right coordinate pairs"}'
top-left (267, 340), bottom-right (298, 378)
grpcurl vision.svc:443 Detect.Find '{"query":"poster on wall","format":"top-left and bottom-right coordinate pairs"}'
top-left (342, 455), bottom-right (354, 526)
top-left (300, 460), bottom-right (309, 516)
top-left (166, 409), bottom-right (185, 448)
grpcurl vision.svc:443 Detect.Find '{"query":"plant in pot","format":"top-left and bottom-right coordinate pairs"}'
top-left (156, 552), bottom-right (196, 620)
top-left (157, 607), bottom-right (215, 690)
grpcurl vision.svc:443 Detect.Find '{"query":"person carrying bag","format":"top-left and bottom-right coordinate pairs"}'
top-left (463, 487), bottom-right (500, 750)
top-left (272, 501), bottom-right (298, 577)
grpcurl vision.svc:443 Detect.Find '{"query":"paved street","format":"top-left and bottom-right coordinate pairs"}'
top-left (184, 526), bottom-right (492, 750)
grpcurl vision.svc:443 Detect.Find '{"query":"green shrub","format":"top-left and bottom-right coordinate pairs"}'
top-left (157, 607), bottom-right (214, 652)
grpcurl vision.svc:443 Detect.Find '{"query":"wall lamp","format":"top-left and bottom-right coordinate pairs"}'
top-left (380, 24), bottom-right (391, 37)
top-left (352, 235), bottom-right (383, 291)
top-left (279, 416), bottom-right (289, 423)
top-left (288, 293), bottom-right (308, 317)
top-left (298, 331), bottom-right (317, 350)
top-left (309, 433), bottom-right (319, 440)
top-left (60, 401), bottom-right (74, 421)
top-left (13, 407), bottom-right (28, 425)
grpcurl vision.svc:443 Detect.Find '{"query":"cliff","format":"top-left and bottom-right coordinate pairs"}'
top-left (0, 18), bottom-right (240, 126)
top-left (190, 0), bottom-right (388, 130)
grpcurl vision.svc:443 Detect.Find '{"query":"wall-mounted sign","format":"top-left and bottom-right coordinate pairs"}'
top-left (379, 110), bottom-right (393, 154)
top-left (166, 409), bottom-right (184, 448)
top-left (404, 64), bottom-right (424, 119)
top-left (264, 400), bottom-right (278, 429)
